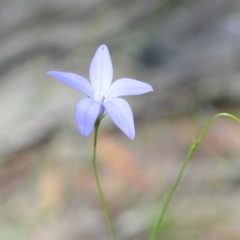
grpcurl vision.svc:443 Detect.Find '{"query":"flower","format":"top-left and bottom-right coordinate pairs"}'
top-left (47, 45), bottom-right (153, 140)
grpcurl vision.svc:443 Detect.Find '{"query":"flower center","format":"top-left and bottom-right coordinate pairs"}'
top-left (94, 91), bottom-right (106, 103)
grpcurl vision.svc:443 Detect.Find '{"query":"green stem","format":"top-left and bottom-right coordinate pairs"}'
top-left (92, 117), bottom-right (117, 240)
top-left (149, 113), bottom-right (240, 240)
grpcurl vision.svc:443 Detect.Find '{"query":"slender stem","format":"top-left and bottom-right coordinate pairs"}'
top-left (92, 117), bottom-right (117, 240)
top-left (149, 113), bottom-right (240, 240)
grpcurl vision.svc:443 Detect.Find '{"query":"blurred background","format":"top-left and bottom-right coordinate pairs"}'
top-left (1, 0), bottom-right (240, 239)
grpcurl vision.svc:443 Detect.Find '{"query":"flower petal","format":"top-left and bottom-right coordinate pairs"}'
top-left (89, 45), bottom-right (113, 98)
top-left (103, 98), bottom-right (135, 140)
top-left (106, 78), bottom-right (153, 100)
top-left (47, 71), bottom-right (93, 98)
top-left (75, 98), bottom-right (102, 137)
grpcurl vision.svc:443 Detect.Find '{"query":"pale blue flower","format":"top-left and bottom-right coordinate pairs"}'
top-left (47, 45), bottom-right (153, 140)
